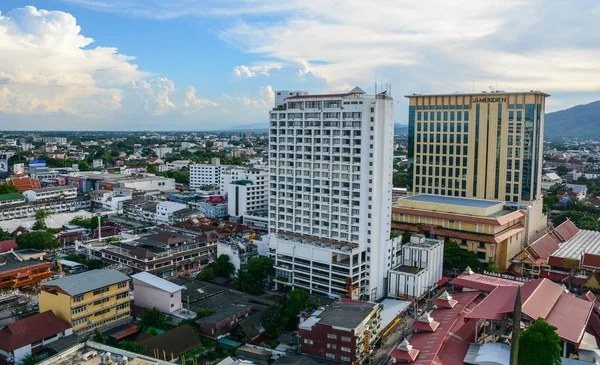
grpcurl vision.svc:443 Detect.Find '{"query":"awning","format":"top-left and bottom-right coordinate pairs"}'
top-left (437, 277), bottom-right (449, 287)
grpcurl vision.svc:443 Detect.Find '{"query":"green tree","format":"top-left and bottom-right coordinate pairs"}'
top-left (282, 289), bottom-right (311, 331)
top-left (401, 231), bottom-right (412, 244)
top-left (555, 165), bottom-right (569, 176)
top-left (232, 268), bottom-right (256, 294)
top-left (390, 230), bottom-right (399, 239)
top-left (443, 242), bottom-right (482, 272)
top-left (518, 318), bottom-right (562, 365)
top-left (138, 307), bottom-right (170, 331)
top-left (0, 229), bottom-right (11, 241)
top-left (393, 172), bottom-right (408, 188)
top-left (21, 353), bottom-right (42, 365)
top-left (16, 231), bottom-right (61, 250)
top-left (0, 184), bottom-right (19, 194)
top-left (196, 267), bottom-right (215, 281)
top-left (264, 307), bottom-right (284, 336)
top-left (245, 256), bottom-right (274, 283)
top-left (487, 261), bottom-right (501, 273)
top-left (93, 329), bottom-right (105, 343)
top-left (214, 254), bottom-right (235, 278)
top-left (120, 341), bottom-right (146, 354)
top-left (578, 216), bottom-right (599, 230)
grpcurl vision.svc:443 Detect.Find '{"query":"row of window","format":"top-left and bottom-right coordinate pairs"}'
top-left (416, 104), bottom-right (470, 110)
top-left (416, 144), bottom-right (468, 156)
top-left (416, 133), bottom-right (469, 144)
top-left (414, 187), bottom-right (468, 197)
top-left (417, 111), bottom-right (470, 122)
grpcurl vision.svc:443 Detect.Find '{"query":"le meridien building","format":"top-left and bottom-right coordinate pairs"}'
top-left (264, 87), bottom-right (395, 301)
top-left (406, 91), bottom-right (548, 205)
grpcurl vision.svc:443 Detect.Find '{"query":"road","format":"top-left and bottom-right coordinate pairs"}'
top-left (371, 316), bottom-right (415, 365)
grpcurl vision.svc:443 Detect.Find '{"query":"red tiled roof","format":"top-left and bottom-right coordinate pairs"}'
top-left (0, 241), bottom-right (17, 253)
top-left (528, 234), bottom-right (561, 260)
top-left (5, 177), bottom-right (41, 192)
top-left (554, 220), bottom-right (579, 242)
top-left (467, 278), bottom-right (593, 345)
top-left (546, 292), bottom-right (593, 344)
top-left (451, 273), bottom-right (524, 292)
top-left (0, 311), bottom-right (71, 352)
top-left (583, 291), bottom-right (597, 303)
top-left (390, 291), bottom-right (482, 365)
top-left (583, 254), bottom-right (600, 269)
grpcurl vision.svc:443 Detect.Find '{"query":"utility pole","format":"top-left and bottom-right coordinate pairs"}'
top-left (510, 287), bottom-right (522, 365)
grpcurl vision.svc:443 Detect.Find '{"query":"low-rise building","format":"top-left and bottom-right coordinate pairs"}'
top-left (81, 230), bottom-right (215, 278)
top-left (39, 269), bottom-right (131, 335)
top-left (0, 189), bottom-right (90, 222)
top-left (0, 311), bottom-right (72, 365)
top-left (217, 238), bottom-right (258, 273)
top-left (22, 186), bottom-right (77, 202)
top-left (392, 194), bottom-right (528, 270)
top-left (299, 299), bottom-right (382, 364)
top-left (387, 236), bottom-right (443, 299)
top-left (132, 272), bottom-right (185, 315)
top-left (190, 158), bottom-right (232, 192)
top-left (541, 172), bottom-right (562, 191)
top-left (220, 167), bottom-right (268, 218)
top-left (0, 251), bottom-right (55, 291)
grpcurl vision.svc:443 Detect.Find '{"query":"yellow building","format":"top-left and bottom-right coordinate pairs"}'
top-left (392, 194), bottom-right (527, 270)
top-left (406, 91), bottom-right (547, 205)
top-left (39, 269), bottom-right (131, 335)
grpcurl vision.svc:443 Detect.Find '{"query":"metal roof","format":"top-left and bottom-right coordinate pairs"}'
top-left (402, 194), bottom-right (502, 209)
top-left (42, 269), bottom-right (130, 296)
top-left (132, 272), bottom-right (184, 294)
top-left (553, 229), bottom-right (600, 258)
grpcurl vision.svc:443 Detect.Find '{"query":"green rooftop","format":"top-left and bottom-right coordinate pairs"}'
top-left (232, 180), bottom-right (254, 186)
top-left (0, 193), bottom-right (24, 201)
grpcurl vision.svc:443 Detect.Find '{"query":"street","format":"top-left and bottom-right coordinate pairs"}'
top-left (371, 316), bottom-right (415, 365)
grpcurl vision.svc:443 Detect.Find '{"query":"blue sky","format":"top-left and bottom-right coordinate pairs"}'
top-left (1, 0), bottom-right (599, 130)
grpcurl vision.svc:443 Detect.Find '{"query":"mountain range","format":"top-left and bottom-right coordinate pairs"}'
top-left (230, 100), bottom-right (600, 139)
top-left (545, 100), bottom-right (600, 139)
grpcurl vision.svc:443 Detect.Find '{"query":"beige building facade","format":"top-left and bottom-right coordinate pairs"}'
top-left (406, 92), bottom-right (548, 205)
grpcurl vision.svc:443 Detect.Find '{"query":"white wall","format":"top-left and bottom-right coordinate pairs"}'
top-left (133, 283), bottom-right (182, 314)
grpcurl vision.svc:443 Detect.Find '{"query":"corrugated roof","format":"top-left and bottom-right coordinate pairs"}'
top-left (450, 273), bottom-right (524, 292)
top-left (553, 229), bottom-right (600, 259)
top-left (132, 272), bottom-right (183, 294)
top-left (0, 193), bottom-right (24, 202)
top-left (402, 194), bottom-right (502, 209)
top-left (42, 269), bottom-right (129, 296)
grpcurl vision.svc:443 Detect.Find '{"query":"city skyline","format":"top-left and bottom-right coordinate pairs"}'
top-left (1, 1), bottom-right (599, 131)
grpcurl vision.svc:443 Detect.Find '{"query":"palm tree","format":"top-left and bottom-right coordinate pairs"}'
top-left (21, 353), bottom-right (42, 365)
top-left (232, 269), bottom-right (254, 293)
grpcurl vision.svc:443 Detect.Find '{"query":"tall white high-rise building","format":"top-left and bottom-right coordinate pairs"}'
top-left (221, 167), bottom-right (269, 217)
top-left (265, 87), bottom-right (395, 301)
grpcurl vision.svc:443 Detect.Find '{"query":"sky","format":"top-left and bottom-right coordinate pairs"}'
top-left (0, 0), bottom-right (599, 131)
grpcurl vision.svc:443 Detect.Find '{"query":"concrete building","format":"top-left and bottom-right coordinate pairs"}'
top-left (131, 272), bottom-right (184, 315)
top-left (22, 186), bottom-right (77, 202)
top-left (406, 91), bottom-right (547, 205)
top-left (298, 299), bottom-right (382, 364)
top-left (190, 158), bottom-right (231, 191)
top-left (156, 201), bottom-right (189, 224)
top-left (268, 87), bottom-right (395, 301)
top-left (152, 146), bottom-right (173, 158)
top-left (217, 238), bottom-right (258, 273)
top-left (392, 194), bottom-right (528, 270)
top-left (541, 172), bottom-right (562, 192)
top-left (221, 168), bottom-right (269, 218)
top-left (0, 191), bottom-right (90, 221)
top-left (39, 269), bottom-right (131, 335)
top-left (387, 236), bottom-right (443, 299)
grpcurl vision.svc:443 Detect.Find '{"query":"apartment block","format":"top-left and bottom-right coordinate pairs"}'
top-left (267, 87), bottom-right (395, 300)
top-left (221, 167), bottom-right (269, 217)
top-left (39, 270), bottom-right (131, 334)
top-left (189, 158), bottom-right (230, 191)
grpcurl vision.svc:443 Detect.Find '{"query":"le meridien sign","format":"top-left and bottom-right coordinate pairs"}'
top-left (471, 96), bottom-right (507, 103)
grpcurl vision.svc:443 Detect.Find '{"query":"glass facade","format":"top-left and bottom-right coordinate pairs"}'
top-left (521, 104), bottom-right (534, 201)
top-left (473, 104), bottom-right (480, 194)
top-left (408, 106), bottom-right (415, 191)
top-left (494, 103), bottom-right (502, 199)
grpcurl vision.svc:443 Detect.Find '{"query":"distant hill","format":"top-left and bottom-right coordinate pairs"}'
top-left (395, 124), bottom-right (408, 136)
top-left (545, 100), bottom-right (600, 139)
top-left (230, 122), bottom-right (269, 131)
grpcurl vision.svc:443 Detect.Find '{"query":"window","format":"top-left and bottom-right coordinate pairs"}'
top-left (341, 336), bottom-right (351, 342)
top-left (326, 353), bottom-right (336, 359)
top-left (304, 339), bottom-right (314, 344)
top-left (93, 287), bottom-right (109, 296)
top-left (327, 333), bottom-right (337, 339)
top-left (72, 305), bottom-right (87, 315)
top-left (116, 292), bottom-right (128, 300)
top-left (327, 343), bottom-right (337, 349)
top-left (74, 295), bottom-right (84, 303)
top-left (118, 282), bottom-right (128, 289)
top-left (341, 346), bottom-right (351, 352)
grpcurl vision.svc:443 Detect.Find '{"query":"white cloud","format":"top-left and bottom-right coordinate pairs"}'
top-left (184, 86), bottom-right (218, 109)
top-left (233, 63), bottom-right (282, 78)
top-left (130, 78), bottom-right (176, 115)
top-left (0, 6), bottom-right (147, 115)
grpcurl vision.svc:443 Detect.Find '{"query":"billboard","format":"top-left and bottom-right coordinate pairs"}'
top-left (29, 160), bottom-right (46, 168)
top-left (13, 163), bottom-right (25, 175)
top-left (0, 154), bottom-right (7, 173)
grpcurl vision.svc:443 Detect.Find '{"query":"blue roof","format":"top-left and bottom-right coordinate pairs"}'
top-left (402, 194), bottom-right (502, 209)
